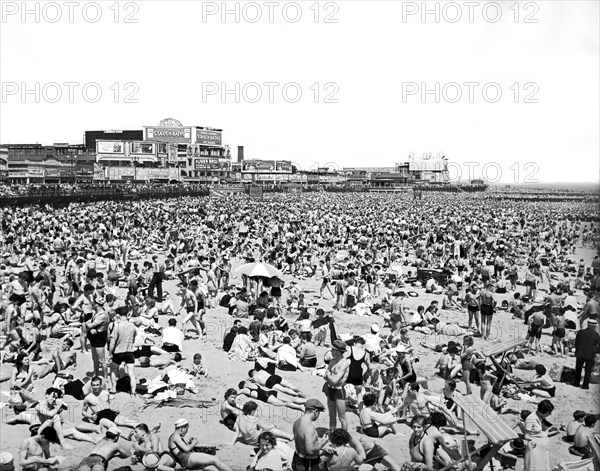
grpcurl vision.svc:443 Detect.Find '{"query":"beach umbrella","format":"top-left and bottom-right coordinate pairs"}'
top-left (336, 250), bottom-right (349, 260)
top-left (234, 262), bottom-right (283, 279)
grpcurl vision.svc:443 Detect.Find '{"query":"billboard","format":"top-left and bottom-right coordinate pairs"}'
top-left (96, 141), bottom-right (125, 154)
top-left (130, 142), bottom-right (156, 155)
top-left (167, 145), bottom-right (178, 163)
top-left (242, 160), bottom-right (276, 172)
top-left (194, 159), bottom-right (230, 170)
top-left (145, 127), bottom-right (192, 143)
top-left (275, 161), bottom-right (292, 173)
top-left (45, 168), bottom-right (61, 177)
top-left (84, 130), bottom-right (143, 151)
top-left (196, 129), bottom-right (222, 146)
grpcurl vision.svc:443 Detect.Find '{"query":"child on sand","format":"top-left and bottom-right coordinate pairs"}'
top-left (190, 353), bottom-right (208, 377)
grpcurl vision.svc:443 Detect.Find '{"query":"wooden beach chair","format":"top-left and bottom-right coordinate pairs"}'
top-left (481, 337), bottom-right (528, 388)
top-left (437, 394), bottom-right (519, 471)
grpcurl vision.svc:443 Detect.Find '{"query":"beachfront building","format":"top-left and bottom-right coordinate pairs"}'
top-left (0, 143), bottom-right (95, 184)
top-left (92, 119), bottom-right (232, 183)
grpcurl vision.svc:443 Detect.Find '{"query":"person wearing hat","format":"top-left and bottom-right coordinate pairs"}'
top-left (572, 318), bottom-right (600, 390)
top-left (292, 399), bottom-right (329, 471)
top-left (509, 438), bottom-right (526, 457)
top-left (167, 418), bottom-right (233, 471)
top-left (323, 339), bottom-right (350, 432)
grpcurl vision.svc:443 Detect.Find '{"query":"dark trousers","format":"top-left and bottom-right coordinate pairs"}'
top-left (148, 273), bottom-right (163, 302)
top-left (329, 319), bottom-right (338, 344)
top-left (573, 356), bottom-right (594, 387)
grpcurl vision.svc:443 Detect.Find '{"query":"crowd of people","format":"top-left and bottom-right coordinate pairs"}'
top-left (1, 191), bottom-right (599, 471)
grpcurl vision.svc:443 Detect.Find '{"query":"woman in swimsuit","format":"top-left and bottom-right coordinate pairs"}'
top-left (359, 393), bottom-right (402, 438)
top-left (346, 337), bottom-right (371, 409)
top-left (10, 352), bottom-right (37, 405)
top-left (168, 419), bottom-right (233, 471)
top-left (404, 415), bottom-right (434, 471)
top-left (322, 429), bottom-right (365, 471)
top-left (425, 412), bottom-right (457, 467)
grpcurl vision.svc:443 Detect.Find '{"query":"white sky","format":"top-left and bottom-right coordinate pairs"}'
top-left (1, 0), bottom-right (599, 183)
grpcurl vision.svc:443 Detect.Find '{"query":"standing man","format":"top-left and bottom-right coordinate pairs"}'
top-left (107, 310), bottom-right (138, 396)
top-left (292, 399), bottom-right (329, 471)
top-left (544, 286), bottom-right (563, 327)
top-left (572, 319), bottom-right (600, 390)
top-left (148, 255), bottom-right (165, 302)
top-left (480, 283), bottom-right (497, 340)
top-left (323, 340), bottom-right (350, 432)
top-left (390, 291), bottom-right (405, 332)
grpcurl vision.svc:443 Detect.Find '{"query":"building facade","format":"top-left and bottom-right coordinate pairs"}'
top-left (2, 143), bottom-right (94, 184)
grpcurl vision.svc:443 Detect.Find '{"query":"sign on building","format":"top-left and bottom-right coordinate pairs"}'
top-left (145, 127), bottom-right (192, 143)
top-left (196, 129), bottom-right (222, 146)
top-left (96, 141), bottom-right (125, 154)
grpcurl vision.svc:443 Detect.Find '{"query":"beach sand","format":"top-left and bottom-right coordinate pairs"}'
top-left (1, 245), bottom-right (599, 471)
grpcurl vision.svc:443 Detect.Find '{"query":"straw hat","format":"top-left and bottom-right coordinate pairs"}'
top-left (142, 452), bottom-right (160, 469)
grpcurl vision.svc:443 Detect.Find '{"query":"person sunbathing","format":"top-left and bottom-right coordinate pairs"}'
top-left (36, 338), bottom-right (77, 379)
top-left (247, 368), bottom-right (305, 397)
top-left (237, 381), bottom-right (306, 411)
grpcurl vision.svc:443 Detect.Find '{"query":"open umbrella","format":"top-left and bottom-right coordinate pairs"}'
top-left (335, 250), bottom-right (349, 261)
top-left (234, 262), bottom-right (283, 279)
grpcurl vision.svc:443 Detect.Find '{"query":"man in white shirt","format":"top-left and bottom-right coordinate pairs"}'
top-left (161, 318), bottom-right (184, 353)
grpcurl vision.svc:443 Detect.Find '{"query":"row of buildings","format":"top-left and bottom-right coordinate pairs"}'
top-left (0, 119), bottom-right (451, 190)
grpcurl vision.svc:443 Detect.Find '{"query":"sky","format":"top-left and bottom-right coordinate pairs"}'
top-left (1, 0), bottom-right (599, 183)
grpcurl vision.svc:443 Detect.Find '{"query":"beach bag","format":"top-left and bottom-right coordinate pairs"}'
top-left (116, 375), bottom-right (132, 393)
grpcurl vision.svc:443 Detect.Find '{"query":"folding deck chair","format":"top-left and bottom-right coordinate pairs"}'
top-left (437, 394), bottom-right (519, 471)
top-left (481, 337), bottom-right (528, 389)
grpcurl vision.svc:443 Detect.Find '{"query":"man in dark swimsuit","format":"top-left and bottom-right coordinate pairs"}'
top-left (78, 430), bottom-right (130, 471)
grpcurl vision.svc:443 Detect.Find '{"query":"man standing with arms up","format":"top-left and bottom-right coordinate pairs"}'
top-left (323, 340), bottom-right (350, 432)
top-left (292, 399), bottom-right (330, 471)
